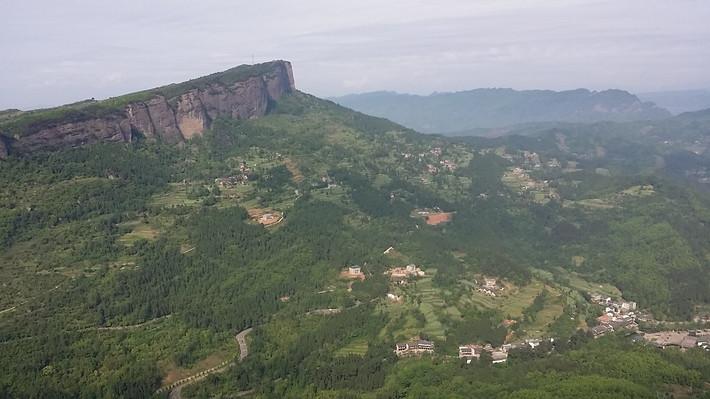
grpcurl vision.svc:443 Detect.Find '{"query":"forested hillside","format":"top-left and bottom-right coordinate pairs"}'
top-left (1, 91), bottom-right (710, 398)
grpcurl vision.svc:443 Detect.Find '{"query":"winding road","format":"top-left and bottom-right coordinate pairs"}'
top-left (159, 328), bottom-right (253, 399)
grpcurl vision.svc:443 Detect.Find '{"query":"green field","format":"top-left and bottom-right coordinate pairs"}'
top-left (335, 338), bottom-right (369, 357)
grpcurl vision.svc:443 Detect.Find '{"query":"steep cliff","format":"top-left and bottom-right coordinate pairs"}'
top-left (0, 60), bottom-right (295, 158)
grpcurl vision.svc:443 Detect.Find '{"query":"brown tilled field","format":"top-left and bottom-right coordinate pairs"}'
top-left (284, 158), bottom-right (304, 183)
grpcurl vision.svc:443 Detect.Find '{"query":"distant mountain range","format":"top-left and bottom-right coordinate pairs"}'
top-left (331, 88), bottom-right (672, 134)
top-left (638, 89), bottom-right (710, 115)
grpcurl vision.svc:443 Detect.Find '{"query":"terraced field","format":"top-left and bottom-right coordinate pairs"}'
top-left (336, 338), bottom-right (369, 356)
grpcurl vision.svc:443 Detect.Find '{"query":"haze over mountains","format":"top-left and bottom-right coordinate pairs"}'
top-left (332, 88), bottom-right (673, 134)
top-left (638, 89), bottom-right (710, 115)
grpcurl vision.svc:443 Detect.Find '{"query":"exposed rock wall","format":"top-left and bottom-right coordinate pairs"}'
top-left (176, 90), bottom-right (208, 139)
top-left (10, 117), bottom-right (132, 154)
top-left (143, 96), bottom-right (184, 144)
top-left (1, 60), bottom-right (295, 157)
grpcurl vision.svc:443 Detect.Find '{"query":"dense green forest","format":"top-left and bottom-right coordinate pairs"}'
top-left (1, 91), bottom-right (710, 398)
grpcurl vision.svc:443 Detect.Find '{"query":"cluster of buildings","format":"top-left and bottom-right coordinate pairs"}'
top-left (477, 277), bottom-right (503, 297)
top-left (458, 338), bottom-right (550, 364)
top-left (439, 159), bottom-right (457, 171)
top-left (394, 339), bottom-right (435, 357)
top-left (214, 161), bottom-right (252, 187)
top-left (394, 338), bottom-right (552, 363)
top-left (590, 294), bottom-right (639, 337)
top-left (547, 158), bottom-right (561, 168)
top-left (642, 329), bottom-right (710, 351)
top-left (458, 344), bottom-right (507, 364)
top-left (417, 147), bottom-right (457, 175)
top-left (387, 264), bottom-right (425, 283)
top-left (425, 163), bottom-right (440, 175)
top-left (313, 175), bottom-right (338, 189)
top-left (521, 151), bottom-right (542, 169)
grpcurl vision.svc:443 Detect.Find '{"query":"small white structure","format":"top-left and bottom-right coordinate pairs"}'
top-left (620, 301), bottom-right (637, 313)
top-left (491, 350), bottom-right (508, 364)
top-left (386, 293), bottom-right (403, 302)
top-left (458, 345), bottom-right (481, 360)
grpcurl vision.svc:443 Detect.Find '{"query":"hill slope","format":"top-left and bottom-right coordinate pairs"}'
top-left (332, 88), bottom-right (671, 133)
top-left (1, 66), bottom-right (710, 398)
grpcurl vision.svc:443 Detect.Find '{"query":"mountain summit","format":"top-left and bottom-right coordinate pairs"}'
top-left (332, 88), bottom-right (672, 134)
top-left (0, 60), bottom-right (295, 158)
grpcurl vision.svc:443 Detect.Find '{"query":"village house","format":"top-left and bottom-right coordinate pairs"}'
top-left (439, 159), bottom-right (457, 171)
top-left (620, 301), bottom-right (637, 313)
top-left (491, 350), bottom-right (508, 364)
top-left (341, 265), bottom-right (366, 281)
top-left (484, 278), bottom-right (498, 290)
top-left (388, 264), bottom-right (426, 280)
top-left (643, 330), bottom-right (710, 350)
top-left (458, 344), bottom-right (482, 361)
top-left (525, 339), bottom-right (542, 349)
top-left (591, 324), bottom-right (614, 338)
top-left (522, 151), bottom-right (542, 168)
top-left (425, 212), bottom-right (453, 225)
top-left (386, 293), bottom-right (403, 303)
top-left (394, 339), bottom-right (435, 356)
top-left (477, 277), bottom-right (502, 297)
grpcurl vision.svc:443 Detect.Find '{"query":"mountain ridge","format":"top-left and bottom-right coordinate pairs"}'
top-left (331, 88), bottom-right (672, 134)
top-left (0, 60), bottom-right (295, 158)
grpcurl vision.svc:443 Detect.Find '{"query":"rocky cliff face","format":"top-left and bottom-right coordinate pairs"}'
top-left (11, 117), bottom-right (133, 154)
top-left (0, 60), bottom-right (295, 158)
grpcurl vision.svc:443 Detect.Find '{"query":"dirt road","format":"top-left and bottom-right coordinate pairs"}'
top-left (161, 327), bottom-right (253, 399)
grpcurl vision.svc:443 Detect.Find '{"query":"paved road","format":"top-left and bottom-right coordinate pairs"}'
top-left (161, 328), bottom-right (253, 399)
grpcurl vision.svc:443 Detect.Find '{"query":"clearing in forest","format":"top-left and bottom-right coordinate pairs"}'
top-left (283, 158), bottom-right (304, 183)
top-left (118, 220), bottom-right (160, 244)
top-left (247, 208), bottom-right (284, 227)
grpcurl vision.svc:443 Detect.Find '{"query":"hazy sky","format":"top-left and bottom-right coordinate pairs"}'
top-left (2, 0), bottom-right (709, 109)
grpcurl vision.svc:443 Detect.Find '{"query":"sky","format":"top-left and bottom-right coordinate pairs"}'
top-left (1, 0), bottom-right (709, 110)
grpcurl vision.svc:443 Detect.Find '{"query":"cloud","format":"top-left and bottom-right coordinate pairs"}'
top-left (0, 0), bottom-right (708, 109)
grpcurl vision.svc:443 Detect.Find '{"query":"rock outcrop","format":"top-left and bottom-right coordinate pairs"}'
top-left (0, 60), bottom-right (295, 158)
top-left (10, 117), bottom-right (132, 154)
top-left (142, 96), bottom-right (184, 144)
top-left (176, 90), bottom-right (208, 139)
